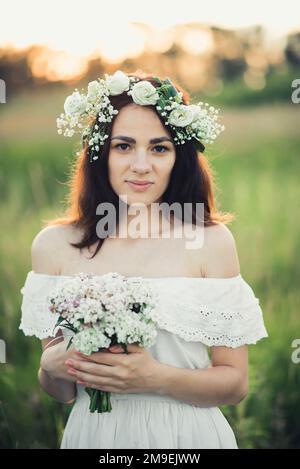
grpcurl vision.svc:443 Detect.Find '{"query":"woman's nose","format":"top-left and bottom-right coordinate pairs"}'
top-left (130, 152), bottom-right (152, 172)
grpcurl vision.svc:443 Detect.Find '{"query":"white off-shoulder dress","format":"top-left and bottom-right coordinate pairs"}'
top-left (19, 271), bottom-right (268, 449)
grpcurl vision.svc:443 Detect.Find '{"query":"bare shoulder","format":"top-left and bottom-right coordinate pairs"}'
top-left (201, 223), bottom-right (240, 278)
top-left (31, 223), bottom-right (81, 275)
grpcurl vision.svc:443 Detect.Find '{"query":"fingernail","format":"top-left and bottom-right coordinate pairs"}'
top-left (65, 359), bottom-right (73, 366)
top-left (67, 368), bottom-right (77, 375)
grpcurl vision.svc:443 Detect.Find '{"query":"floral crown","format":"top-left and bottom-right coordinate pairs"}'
top-left (56, 70), bottom-right (225, 162)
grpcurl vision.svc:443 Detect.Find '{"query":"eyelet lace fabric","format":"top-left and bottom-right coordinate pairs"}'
top-left (19, 271), bottom-right (268, 347)
top-left (19, 273), bottom-right (64, 340)
top-left (143, 277), bottom-right (268, 348)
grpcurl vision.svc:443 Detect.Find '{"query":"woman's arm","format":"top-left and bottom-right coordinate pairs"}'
top-left (154, 345), bottom-right (248, 407)
top-left (38, 368), bottom-right (75, 404)
top-left (64, 343), bottom-right (248, 406)
top-left (31, 225), bottom-right (78, 404)
top-left (153, 223), bottom-right (247, 407)
top-left (39, 332), bottom-right (78, 404)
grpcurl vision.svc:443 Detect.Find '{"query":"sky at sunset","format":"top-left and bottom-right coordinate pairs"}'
top-left (1, 0), bottom-right (299, 61)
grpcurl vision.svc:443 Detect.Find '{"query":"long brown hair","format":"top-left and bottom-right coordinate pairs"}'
top-left (46, 69), bottom-right (234, 258)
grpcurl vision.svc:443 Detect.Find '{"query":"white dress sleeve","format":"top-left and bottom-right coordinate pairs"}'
top-left (149, 274), bottom-right (269, 349)
top-left (19, 271), bottom-right (64, 340)
top-left (19, 270), bottom-right (269, 348)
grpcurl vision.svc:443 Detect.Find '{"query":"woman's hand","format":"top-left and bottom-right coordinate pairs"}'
top-left (40, 338), bottom-right (95, 382)
top-left (65, 343), bottom-right (161, 394)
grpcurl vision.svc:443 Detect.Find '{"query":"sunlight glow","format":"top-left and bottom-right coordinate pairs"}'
top-left (0, 0), bottom-right (299, 81)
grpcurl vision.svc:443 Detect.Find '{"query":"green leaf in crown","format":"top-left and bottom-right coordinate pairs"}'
top-left (152, 76), bottom-right (162, 84)
top-left (157, 96), bottom-right (166, 110)
top-left (164, 78), bottom-right (178, 99)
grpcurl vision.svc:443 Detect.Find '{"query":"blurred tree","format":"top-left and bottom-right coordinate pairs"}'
top-left (284, 31), bottom-right (300, 66)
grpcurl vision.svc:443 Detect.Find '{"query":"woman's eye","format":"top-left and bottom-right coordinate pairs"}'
top-left (153, 145), bottom-right (168, 153)
top-left (115, 143), bottom-right (129, 151)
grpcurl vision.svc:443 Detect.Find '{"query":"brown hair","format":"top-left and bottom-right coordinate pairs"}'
top-left (46, 69), bottom-right (234, 258)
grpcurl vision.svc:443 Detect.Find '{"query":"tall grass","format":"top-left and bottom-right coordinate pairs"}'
top-left (0, 88), bottom-right (299, 448)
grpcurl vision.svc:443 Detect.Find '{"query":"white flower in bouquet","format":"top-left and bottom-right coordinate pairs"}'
top-left (72, 326), bottom-right (111, 355)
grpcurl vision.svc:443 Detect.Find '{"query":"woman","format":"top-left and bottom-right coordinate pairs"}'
top-left (19, 69), bottom-right (268, 449)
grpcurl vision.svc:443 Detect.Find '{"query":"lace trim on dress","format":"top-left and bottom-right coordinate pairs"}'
top-left (19, 271), bottom-right (269, 346)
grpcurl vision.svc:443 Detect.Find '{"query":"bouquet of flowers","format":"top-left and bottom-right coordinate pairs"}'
top-left (47, 271), bottom-right (159, 413)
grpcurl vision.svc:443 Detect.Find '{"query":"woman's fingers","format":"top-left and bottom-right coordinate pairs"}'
top-left (69, 369), bottom-right (121, 390)
top-left (65, 358), bottom-right (114, 376)
top-left (73, 350), bottom-right (127, 366)
top-left (109, 345), bottom-right (124, 353)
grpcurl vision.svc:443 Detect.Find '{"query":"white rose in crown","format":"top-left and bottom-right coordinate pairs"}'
top-left (105, 70), bottom-right (130, 96)
top-left (168, 104), bottom-right (195, 127)
top-left (130, 81), bottom-right (160, 106)
top-left (87, 80), bottom-right (105, 102)
top-left (64, 91), bottom-right (87, 116)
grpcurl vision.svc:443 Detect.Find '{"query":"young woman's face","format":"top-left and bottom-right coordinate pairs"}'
top-left (108, 103), bottom-right (176, 206)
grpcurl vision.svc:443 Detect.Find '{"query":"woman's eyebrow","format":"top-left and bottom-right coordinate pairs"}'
top-left (111, 135), bottom-right (173, 144)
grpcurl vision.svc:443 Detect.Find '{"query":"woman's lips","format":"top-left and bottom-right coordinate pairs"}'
top-left (126, 181), bottom-right (153, 192)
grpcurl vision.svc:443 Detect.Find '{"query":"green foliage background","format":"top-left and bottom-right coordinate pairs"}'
top-left (0, 68), bottom-right (300, 448)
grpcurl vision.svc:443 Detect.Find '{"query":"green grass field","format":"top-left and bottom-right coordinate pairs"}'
top-left (0, 87), bottom-right (300, 448)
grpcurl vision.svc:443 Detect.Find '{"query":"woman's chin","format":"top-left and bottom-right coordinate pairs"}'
top-left (119, 192), bottom-right (154, 206)
top-left (127, 196), bottom-right (153, 207)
